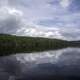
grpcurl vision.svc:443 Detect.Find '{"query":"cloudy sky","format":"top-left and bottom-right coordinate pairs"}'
top-left (0, 0), bottom-right (80, 40)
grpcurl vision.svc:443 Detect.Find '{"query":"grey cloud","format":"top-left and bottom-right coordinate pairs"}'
top-left (60, 27), bottom-right (80, 40)
top-left (48, 0), bottom-right (59, 5)
top-left (0, 14), bottom-right (22, 34)
top-left (61, 32), bottom-right (80, 40)
top-left (8, 0), bottom-right (26, 7)
top-left (7, 0), bottom-right (31, 10)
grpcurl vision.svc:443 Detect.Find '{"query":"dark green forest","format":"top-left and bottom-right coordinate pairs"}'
top-left (0, 34), bottom-right (80, 56)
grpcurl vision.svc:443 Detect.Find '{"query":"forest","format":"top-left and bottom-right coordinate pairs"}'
top-left (0, 34), bottom-right (80, 56)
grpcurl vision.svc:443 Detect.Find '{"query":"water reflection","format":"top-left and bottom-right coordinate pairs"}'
top-left (0, 48), bottom-right (80, 80)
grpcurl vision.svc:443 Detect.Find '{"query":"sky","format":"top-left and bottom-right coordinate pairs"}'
top-left (0, 0), bottom-right (80, 40)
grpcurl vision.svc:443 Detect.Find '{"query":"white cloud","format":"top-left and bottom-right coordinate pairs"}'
top-left (7, 8), bottom-right (23, 16)
top-left (60, 0), bottom-right (71, 8)
top-left (15, 23), bottom-right (80, 40)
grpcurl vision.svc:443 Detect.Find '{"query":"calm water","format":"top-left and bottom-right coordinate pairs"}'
top-left (0, 48), bottom-right (80, 80)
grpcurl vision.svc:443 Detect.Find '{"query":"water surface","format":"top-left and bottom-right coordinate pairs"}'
top-left (0, 48), bottom-right (80, 80)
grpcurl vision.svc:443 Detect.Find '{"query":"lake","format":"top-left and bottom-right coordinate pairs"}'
top-left (0, 48), bottom-right (80, 80)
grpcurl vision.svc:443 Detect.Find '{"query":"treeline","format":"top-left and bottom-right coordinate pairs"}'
top-left (0, 34), bottom-right (79, 56)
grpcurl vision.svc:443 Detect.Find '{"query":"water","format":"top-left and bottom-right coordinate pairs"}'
top-left (0, 48), bottom-right (80, 80)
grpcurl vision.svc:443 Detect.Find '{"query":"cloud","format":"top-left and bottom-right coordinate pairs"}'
top-left (60, 0), bottom-right (71, 8)
top-left (17, 24), bottom-right (80, 40)
top-left (0, 0), bottom-right (80, 40)
top-left (17, 25), bottom-right (63, 39)
top-left (0, 6), bottom-right (23, 34)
